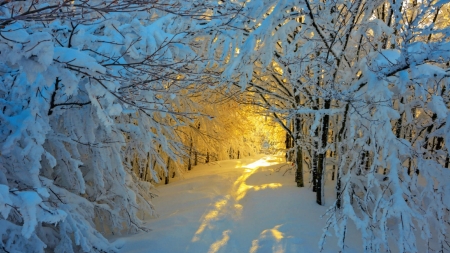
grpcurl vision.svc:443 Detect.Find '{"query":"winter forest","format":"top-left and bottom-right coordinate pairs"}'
top-left (1, 0), bottom-right (450, 252)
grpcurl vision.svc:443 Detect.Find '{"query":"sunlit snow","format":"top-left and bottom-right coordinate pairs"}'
top-left (112, 155), bottom-right (364, 253)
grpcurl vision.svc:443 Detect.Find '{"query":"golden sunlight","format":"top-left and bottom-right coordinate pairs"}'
top-left (192, 157), bottom-right (283, 244)
top-left (249, 225), bottom-right (285, 253)
top-left (207, 230), bottom-right (231, 253)
top-left (233, 158), bottom-right (282, 201)
top-left (192, 196), bottom-right (230, 242)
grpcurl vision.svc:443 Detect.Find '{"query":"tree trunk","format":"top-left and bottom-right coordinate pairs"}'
top-left (365, 149), bottom-right (370, 171)
top-left (194, 151), bottom-right (198, 166)
top-left (407, 108), bottom-right (416, 175)
top-left (295, 145), bottom-right (304, 187)
top-left (312, 127), bottom-right (319, 193)
top-left (188, 137), bottom-right (193, 171)
top-left (317, 99), bottom-right (331, 206)
top-left (336, 103), bottom-right (349, 209)
top-left (295, 116), bottom-right (304, 187)
top-left (165, 157), bottom-right (171, 185)
top-left (331, 151), bottom-right (335, 181)
top-left (331, 116), bottom-right (340, 181)
top-left (359, 151), bottom-right (366, 176)
top-left (285, 132), bottom-right (291, 162)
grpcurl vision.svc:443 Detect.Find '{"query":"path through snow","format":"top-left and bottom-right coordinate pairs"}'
top-left (112, 155), bottom-right (361, 253)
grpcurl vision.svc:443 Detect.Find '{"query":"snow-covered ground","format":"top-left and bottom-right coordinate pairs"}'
top-left (112, 154), bottom-right (363, 252)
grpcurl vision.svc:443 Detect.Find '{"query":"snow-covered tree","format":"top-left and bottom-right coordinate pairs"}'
top-left (0, 0), bottom-right (245, 251)
top-left (220, 0), bottom-right (450, 252)
top-left (2, 0), bottom-right (449, 251)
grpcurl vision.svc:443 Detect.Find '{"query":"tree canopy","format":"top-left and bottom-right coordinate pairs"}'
top-left (0, 0), bottom-right (449, 252)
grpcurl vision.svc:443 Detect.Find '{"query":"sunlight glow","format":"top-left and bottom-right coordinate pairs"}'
top-left (253, 183), bottom-right (282, 191)
top-left (207, 230), bottom-right (231, 253)
top-left (233, 158), bottom-right (282, 201)
top-left (192, 196), bottom-right (230, 242)
top-left (193, 157), bottom-right (283, 244)
top-left (256, 38), bottom-right (264, 49)
top-left (249, 242), bottom-right (259, 253)
top-left (250, 225), bottom-right (285, 253)
top-left (272, 61), bottom-right (284, 75)
top-left (271, 225), bottom-right (284, 242)
top-left (237, 159), bottom-right (272, 169)
top-left (263, 5), bottom-right (276, 17)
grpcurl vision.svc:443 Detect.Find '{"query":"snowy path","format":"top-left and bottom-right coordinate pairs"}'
top-left (113, 155), bottom-right (361, 253)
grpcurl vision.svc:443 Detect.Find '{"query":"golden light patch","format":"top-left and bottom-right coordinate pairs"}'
top-left (207, 230), bottom-right (231, 253)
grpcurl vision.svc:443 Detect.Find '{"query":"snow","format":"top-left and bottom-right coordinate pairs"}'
top-left (428, 95), bottom-right (448, 120)
top-left (112, 155), bottom-right (363, 253)
top-left (18, 191), bottom-right (42, 238)
top-left (54, 47), bottom-right (106, 75)
top-left (0, 185), bottom-right (11, 219)
top-left (0, 0), bottom-right (448, 251)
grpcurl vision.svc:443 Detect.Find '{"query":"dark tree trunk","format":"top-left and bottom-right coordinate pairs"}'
top-left (295, 145), bottom-right (304, 187)
top-left (295, 116), bottom-right (304, 187)
top-left (312, 126), bottom-right (319, 193)
top-left (165, 157), bottom-right (171, 185)
top-left (434, 137), bottom-right (443, 151)
top-left (407, 108), bottom-right (416, 175)
top-left (188, 137), bottom-right (193, 171)
top-left (336, 174), bottom-right (342, 208)
top-left (365, 150), bottom-right (370, 171)
top-left (317, 99), bottom-right (331, 206)
top-left (285, 132), bottom-right (291, 162)
top-left (331, 116), bottom-right (339, 181)
top-left (359, 151), bottom-right (366, 176)
top-left (331, 151), bottom-right (335, 181)
top-left (336, 103), bottom-right (349, 209)
top-left (194, 151), bottom-right (198, 166)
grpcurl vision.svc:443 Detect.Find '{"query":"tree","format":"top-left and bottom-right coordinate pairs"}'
top-left (220, 0), bottom-right (450, 252)
top-left (0, 0), bottom-right (244, 251)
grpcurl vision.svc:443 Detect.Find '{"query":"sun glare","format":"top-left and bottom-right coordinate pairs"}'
top-left (233, 158), bottom-right (282, 201)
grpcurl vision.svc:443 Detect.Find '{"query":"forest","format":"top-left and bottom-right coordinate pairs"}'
top-left (0, 0), bottom-right (449, 252)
